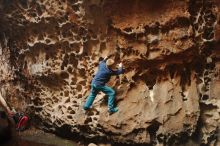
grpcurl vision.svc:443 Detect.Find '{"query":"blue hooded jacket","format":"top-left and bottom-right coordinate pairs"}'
top-left (92, 60), bottom-right (124, 86)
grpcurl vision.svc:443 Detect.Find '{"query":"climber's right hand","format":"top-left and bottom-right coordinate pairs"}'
top-left (119, 63), bottom-right (123, 68)
top-left (104, 55), bottom-right (109, 61)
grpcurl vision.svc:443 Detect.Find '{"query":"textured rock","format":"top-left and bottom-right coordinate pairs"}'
top-left (0, 0), bottom-right (219, 145)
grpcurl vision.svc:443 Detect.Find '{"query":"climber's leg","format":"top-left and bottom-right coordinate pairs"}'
top-left (101, 86), bottom-right (118, 113)
top-left (83, 84), bottom-right (99, 110)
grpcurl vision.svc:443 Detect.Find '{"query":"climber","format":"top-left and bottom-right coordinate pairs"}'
top-left (0, 93), bottom-right (29, 131)
top-left (83, 55), bottom-right (124, 114)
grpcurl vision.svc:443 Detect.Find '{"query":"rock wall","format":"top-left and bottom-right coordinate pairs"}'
top-left (0, 0), bottom-right (219, 145)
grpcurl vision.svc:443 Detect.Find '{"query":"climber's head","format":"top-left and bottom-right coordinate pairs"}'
top-left (106, 58), bottom-right (115, 69)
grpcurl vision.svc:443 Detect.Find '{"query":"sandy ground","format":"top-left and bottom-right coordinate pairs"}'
top-left (2, 127), bottom-right (80, 146)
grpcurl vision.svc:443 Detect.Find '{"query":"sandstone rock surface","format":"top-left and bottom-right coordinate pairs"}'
top-left (0, 0), bottom-right (219, 145)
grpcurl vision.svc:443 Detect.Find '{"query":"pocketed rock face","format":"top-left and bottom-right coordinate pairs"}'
top-left (0, 0), bottom-right (219, 145)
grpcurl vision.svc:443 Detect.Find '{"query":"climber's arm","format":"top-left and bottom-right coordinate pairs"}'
top-left (0, 93), bottom-right (11, 114)
top-left (99, 55), bottom-right (111, 65)
top-left (103, 56), bottom-right (109, 61)
top-left (112, 63), bottom-right (124, 75)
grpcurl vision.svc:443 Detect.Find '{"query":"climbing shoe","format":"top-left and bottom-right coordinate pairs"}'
top-left (108, 107), bottom-right (118, 114)
top-left (83, 106), bottom-right (90, 110)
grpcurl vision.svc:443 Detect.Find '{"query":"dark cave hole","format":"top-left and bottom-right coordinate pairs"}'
top-left (194, 61), bottom-right (205, 74)
top-left (157, 133), bottom-right (165, 143)
top-left (204, 77), bottom-right (211, 83)
top-left (167, 64), bottom-right (176, 79)
top-left (205, 62), bottom-right (215, 70)
top-left (123, 27), bottom-right (133, 33)
top-left (202, 27), bottom-right (214, 40)
top-left (60, 71), bottom-right (69, 79)
top-left (84, 117), bottom-right (92, 125)
top-left (148, 86), bottom-right (153, 90)
top-left (177, 17), bottom-right (190, 27)
top-left (150, 22), bottom-right (160, 34)
top-left (69, 53), bottom-right (78, 67)
top-left (180, 68), bottom-right (191, 91)
top-left (180, 91), bottom-right (188, 101)
top-left (147, 121), bottom-right (160, 143)
top-left (72, 4), bottom-right (80, 12)
top-left (201, 94), bottom-right (209, 100)
top-left (167, 132), bottom-right (190, 146)
top-left (61, 65), bottom-right (64, 70)
top-left (142, 68), bottom-right (158, 89)
top-left (36, 4), bottom-right (42, 16)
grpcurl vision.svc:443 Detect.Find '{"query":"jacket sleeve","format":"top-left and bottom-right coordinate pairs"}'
top-left (99, 56), bottom-right (108, 64)
top-left (99, 60), bottom-right (106, 66)
top-left (112, 67), bottom-right (124, 75)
